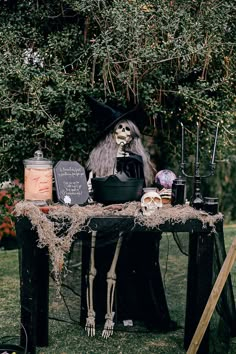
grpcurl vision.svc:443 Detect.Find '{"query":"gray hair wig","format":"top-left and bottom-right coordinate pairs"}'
top-left (86, 119), bottom-right (155, 186)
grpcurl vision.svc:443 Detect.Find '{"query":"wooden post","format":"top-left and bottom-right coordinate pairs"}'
top-left (187, 236), bottom-right (236, 354)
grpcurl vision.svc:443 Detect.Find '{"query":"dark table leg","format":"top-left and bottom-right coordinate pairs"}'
top-left (35, 245), bottom-right (49, 347)
top-left (16, 218), bottom-right (49, 354)
top-left (184, 231), bottom-right (214, 353)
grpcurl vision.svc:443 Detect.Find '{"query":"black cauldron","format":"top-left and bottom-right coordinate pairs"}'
top-left (91, 175), bottom-right (144, 204)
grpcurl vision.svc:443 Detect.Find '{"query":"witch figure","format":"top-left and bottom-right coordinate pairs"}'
top-left (80, 96), bottom-right (175, 337)
top-left (86, 96), bottom-right (154, 191)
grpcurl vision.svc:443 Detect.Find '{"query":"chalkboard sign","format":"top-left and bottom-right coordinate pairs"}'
top-left (54, 161), bottom-right (89, 205)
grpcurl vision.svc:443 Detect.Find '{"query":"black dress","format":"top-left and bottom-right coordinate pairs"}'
top-left (116, 152), bottom-right (145, 181)
top-left (80, 154), bottom-right (174, 331)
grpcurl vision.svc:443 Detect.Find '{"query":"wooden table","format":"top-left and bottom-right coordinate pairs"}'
top-left (16, 213), bottom-right (236, 354)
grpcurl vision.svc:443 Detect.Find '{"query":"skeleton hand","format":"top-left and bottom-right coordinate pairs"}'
top-left (87, 171), bottom-right (93, 193)
top-left (117, 142), bottom-right (129, 157)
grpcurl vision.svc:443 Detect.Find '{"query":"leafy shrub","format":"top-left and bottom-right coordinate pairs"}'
top-left (0, 0), bottom-right (235, 219)
top-left (0, 180), bottom-right (24, 248)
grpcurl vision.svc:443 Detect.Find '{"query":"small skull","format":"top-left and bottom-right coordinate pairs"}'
top-left (141, 190), bottom-right (162, 216)
top-left (114, 121), bottom-right (132, 146)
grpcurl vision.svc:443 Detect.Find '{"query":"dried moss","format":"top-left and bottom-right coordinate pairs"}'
top-left (14, 201), bottom-right (223, 288)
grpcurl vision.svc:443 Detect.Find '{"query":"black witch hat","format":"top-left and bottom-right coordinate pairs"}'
top-left (86, 96), bottom-right (147, 136)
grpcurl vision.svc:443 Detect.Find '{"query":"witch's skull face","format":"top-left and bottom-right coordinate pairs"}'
top-left (114, 121), bottom-right (132, 146)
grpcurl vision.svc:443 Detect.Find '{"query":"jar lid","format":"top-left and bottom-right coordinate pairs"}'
top-left (23, 150), bottom-right (53, 166)
top-left (173, 177), bottom-right (186, 184)
top-left (143, 187), bottom-right (158, 193)
top-left (204, 197), bottom-right (218, 203)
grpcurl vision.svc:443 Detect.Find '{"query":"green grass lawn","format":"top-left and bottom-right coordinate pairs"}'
top-left (0, 226), bottom-right (236, 354)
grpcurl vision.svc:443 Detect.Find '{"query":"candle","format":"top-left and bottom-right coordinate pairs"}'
top-left (211, 122), bottom-right (219, 164)
top-left (196, 122), bottom-right (200, 164)
top-left (181, 122), bottom-right (184, 164)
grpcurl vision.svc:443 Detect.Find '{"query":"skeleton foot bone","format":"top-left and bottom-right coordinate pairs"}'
top-left (85, 310), bottom-right (96, 337)
top-left (102, 314), bottom-right (115, 339)
top-left (85, 230), bottom-right (124, 338)
top-left (102, 231), bottom-right (124, 338)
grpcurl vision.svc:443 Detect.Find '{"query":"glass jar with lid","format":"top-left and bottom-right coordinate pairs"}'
top-left (23, 150), bottom-right (53, 205)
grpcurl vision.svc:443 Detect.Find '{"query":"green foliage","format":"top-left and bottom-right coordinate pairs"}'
top-left (0, 0), bottom-right (235, 218)
top-left (69, 0), bottom-right (236, 166)
top-left (0, 1), bottom-right (93, 180)
top-left (0, 180), bottom-right (23, 247)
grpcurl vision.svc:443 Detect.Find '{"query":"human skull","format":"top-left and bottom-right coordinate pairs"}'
top-left (114, 121), bottom-right (132, 146)
top-left (141, 190), bottom-right (162, 216)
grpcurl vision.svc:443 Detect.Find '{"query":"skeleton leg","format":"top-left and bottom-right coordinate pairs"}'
top-left (85, 230), bottom-right (97, 336)
top-left (102, 231), bottom-right (124, 339)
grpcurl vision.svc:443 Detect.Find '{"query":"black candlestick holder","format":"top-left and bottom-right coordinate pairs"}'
top-left (181, 161), bottom-right (216, 209)
top-left (179, 121), bottom-right (219, 210)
